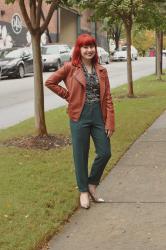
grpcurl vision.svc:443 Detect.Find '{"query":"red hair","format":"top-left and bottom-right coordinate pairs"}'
top-left (72, 33), bottom-right (98, 66)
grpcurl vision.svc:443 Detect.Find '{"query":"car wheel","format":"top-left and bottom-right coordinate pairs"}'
top-left (57, 60), bottom-right (61, 69)
top-left (131, 55), bottom-right (135, 61)
top-left (99, 57), bottom-right (102, 64)
top-left (18, 65), bottom-right (25, 78)
top-left (106, 57), bottom-right (110, 64)
top-left (43, 66), bottom-right (48, 72)
top-left (42, 64), bottom-right (45, 72)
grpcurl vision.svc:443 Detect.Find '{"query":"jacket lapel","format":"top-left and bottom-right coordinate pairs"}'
top-left (95, 64), bottom-right (106, 103)
top-left (73, 67), bottom-right (86, 87)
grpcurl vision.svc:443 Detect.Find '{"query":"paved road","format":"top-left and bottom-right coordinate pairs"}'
top-left (0, 57), bottom-right (166, 129)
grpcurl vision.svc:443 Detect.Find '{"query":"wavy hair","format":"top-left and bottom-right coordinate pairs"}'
top-left (72, 33), bottom-right (98, 66)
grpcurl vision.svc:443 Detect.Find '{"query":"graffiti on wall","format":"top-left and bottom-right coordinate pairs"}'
top-left (0, 13), bottom-right (48, 50)
top-left (0, 13), bottom-right (23, 49)
top-left (26, 31), bottom-right (48, 47)
top-left (11, 14), bottom-right (22, 34)
top-left (0, 25), bottom-right (14, 49)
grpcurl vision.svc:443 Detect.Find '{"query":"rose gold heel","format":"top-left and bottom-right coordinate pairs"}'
top-left (80, 192), bottom-right (90, 209)
top-left (88, 184), bottom-right (105, 203)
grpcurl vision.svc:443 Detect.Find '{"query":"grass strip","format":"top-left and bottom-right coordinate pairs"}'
top-left (0, 73), bottom-right (166, 250)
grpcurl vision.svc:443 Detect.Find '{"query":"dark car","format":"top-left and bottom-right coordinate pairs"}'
top-left (0, 47), bottom-right (33, 79)
top-left (41, 44), bottom-right (71, 71)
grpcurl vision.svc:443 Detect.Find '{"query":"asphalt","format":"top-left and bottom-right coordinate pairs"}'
top-left (43, 109), bottom-right (166, 250)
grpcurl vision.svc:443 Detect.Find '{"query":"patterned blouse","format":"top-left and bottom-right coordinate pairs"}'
top-left (82, 63), bottom-right (100, 103)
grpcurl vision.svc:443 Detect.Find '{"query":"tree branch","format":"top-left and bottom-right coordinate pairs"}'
top-left (30, 0), bottom-right (37, 28)
top-left (40, 0), bottom-right (61, 34)
top-left (19, 0), bottom-right (34, 34)
top-left (36, 0), bottom-right (42, 27)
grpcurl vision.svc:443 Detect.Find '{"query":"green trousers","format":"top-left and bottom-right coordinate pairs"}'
top-left (70, 102), bottom-right (111, 192)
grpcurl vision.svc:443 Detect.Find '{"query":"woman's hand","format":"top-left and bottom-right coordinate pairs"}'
top-left (105, 129), bottom-right (114, 138)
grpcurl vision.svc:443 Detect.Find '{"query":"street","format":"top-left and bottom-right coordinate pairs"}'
top-left (0, 57), bottom-right (166, 129)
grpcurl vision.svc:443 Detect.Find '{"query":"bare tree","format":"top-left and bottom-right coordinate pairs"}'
top-left (6, 0), bottom-right (62, 135)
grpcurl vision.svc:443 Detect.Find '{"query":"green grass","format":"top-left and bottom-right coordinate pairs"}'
top-left (0, 73), bottom-right (166, 250)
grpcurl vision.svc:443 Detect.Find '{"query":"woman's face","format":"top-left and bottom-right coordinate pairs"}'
top-left (80, 44), bottom-right (96, 61)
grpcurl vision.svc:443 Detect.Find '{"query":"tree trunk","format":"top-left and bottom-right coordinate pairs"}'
top-left (125, 23), bottom-right (134, 97)
top-left (31, 33), bottom-right (47, 136)
top-left (114, 23), bottom-right (122, 50)
top-left (161, 31), bottom-right (163, 75)
top-left (156, 30), bottom-right (162, 80)
top-left (114, 34), bottom-right (119, 50)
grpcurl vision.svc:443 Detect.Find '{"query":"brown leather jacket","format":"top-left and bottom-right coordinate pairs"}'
top-left (45, 62), bottom-right (115, 131)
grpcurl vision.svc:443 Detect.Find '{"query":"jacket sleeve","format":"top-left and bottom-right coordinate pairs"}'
top-left (104, 71), bottom-right (115, 131)
top-left (45, 63), bottom-right (71, 102)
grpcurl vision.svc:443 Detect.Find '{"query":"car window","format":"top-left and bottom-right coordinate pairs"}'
top-left (122, 47), bottom-right (127, 51)
top-left (42, 46), bottom-right (59, 55)
top-left (59, 45), bottom-right (67, 53)
top-left (25, 48), bottom-right (32, 55)
top-left (1, 49), bottom-right (23, 59)
top-left (22, 49), bottom-right (30, 57)
top-left (0, 50), bottom-right (8, 58)
top-left (64, 45), bottom-right (71, 52)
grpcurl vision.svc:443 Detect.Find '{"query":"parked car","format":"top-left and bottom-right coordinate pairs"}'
top-left (97, 47), bottom-right (110, 64)
top-left (112, 45), bottom-right (138, 61)
top-left (69, 46), bottom-right (74, 59)
top-left (41, 44), bottom-right (71, 71)
top-left (162, 49), bottom-right (166, 57)
top-left (0, 47), bottom-right (33, 79)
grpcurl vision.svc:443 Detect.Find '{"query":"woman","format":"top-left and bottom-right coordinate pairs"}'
top-left (45, 34), bottom-right (115, 209)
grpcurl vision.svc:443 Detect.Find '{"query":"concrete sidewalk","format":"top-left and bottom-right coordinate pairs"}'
top-left (45, 110), bottom-right (166, 250)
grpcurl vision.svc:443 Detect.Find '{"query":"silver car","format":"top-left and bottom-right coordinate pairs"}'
top-left (97, 47), bottom-right (110, 64)
top-left (112, 45), bottom-right (138, 61)
top-left (41, 44), bottom-right (71, 71)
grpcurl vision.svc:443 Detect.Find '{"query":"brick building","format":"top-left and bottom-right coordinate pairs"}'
top-left (0, 1), bottom-right (108, 50)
